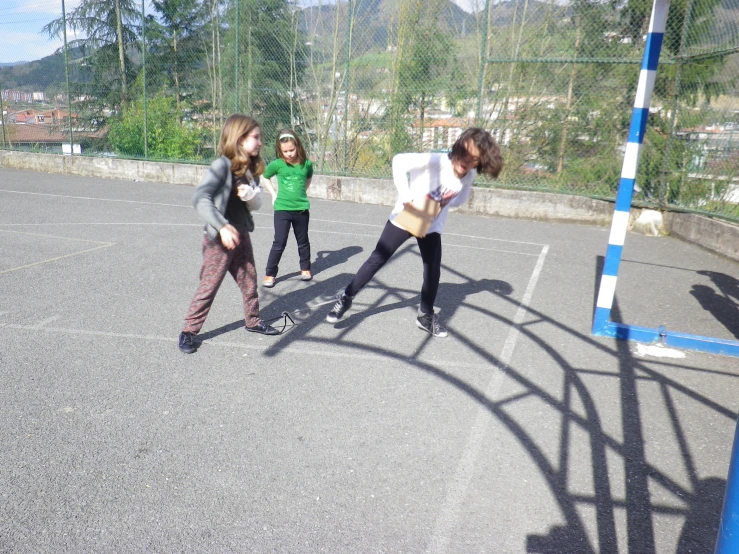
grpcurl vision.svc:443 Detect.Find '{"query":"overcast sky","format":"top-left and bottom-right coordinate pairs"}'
top-left (0, 0), bottom-right (479, 65)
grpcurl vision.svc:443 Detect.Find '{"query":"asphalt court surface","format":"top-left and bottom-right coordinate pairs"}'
top-left (1, 167), bottom-right (738, 553)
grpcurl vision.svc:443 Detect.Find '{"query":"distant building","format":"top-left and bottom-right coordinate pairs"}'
top-left (1, 89), bottom-right (34, 103)
top-left (411, 117), bottom-right (472, 151)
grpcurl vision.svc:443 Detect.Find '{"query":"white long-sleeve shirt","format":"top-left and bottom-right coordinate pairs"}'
top-left (389, 153), bottom-right (476, 235)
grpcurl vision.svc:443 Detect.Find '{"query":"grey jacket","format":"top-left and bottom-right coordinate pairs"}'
top-left (193, 156), bottom-right (254, 240)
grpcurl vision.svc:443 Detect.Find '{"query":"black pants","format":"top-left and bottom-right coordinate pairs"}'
top-left (266, 210), bottom-right (311, 277)
top-left (345, 220), bottom-right (442, 315)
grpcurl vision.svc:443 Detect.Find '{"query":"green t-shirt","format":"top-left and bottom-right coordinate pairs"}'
top-left (263, 158), bottom-right (313, 211)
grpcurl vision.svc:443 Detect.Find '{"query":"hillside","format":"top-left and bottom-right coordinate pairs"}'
top-left (301, 0), bottom-right (478, 53)
top-left (0, 49), bottom-right (84, 92)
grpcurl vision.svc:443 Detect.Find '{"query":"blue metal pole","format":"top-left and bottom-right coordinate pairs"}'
top-left (592, 0), bottom-right (668, 335)
top-left (716, 419), bottom-right (739, 552)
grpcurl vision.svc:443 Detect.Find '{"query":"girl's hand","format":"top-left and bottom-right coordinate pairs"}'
top-left (271, 193), bottom-right (277, 205)
top-left (219, 224), bottom-right (240, 250)
top-left (439, 190), bottom-right (457, 208)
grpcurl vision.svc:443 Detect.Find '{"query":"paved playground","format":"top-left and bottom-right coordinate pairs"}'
top-left (1, 167), bottom-right (738, 553)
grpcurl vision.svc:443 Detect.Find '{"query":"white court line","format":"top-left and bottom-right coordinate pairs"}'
top-left (427, 244), bottom-right (550, 554)
top-left (0, 229), bottom-right (115, 274)
top-left (30, 315), bottom-right (60, 330)
top-left (443, 243), bottom-right (542, 256)
top-left (0, 189), bottom-right (189, 208)
top-left (0, 189), bottom-right (547, 246)
top-left (0, 323), bottom-right (499, 372)
top-left (1, 244), bottom-right (115, 275)
top-left (0, 222), bottom-right (203, 227)
top-left (0, 228), bottom-right (115, 244)
top-left (0, 223), bottom-right (546, 255)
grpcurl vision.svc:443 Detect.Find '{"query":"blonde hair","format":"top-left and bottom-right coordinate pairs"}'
top-left (218, 114), bottom-right (265, 177)
top-left (275, 129), bottom-right (307, 165)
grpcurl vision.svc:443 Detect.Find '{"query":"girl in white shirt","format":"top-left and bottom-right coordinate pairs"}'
top-left (326, 128), bottom-right (503, 337)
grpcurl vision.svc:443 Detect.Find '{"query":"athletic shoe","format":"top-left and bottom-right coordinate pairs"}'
top-left (326, 294), bottom-right (353, 322)
top-left (300, 270), bottom-right (313, 281)
top-left (416, 312), bottom-right (448, 338)
top-left (245, 321), bottom-right (280, 336)
top-left (178, 331), bottom-right (197, 353)
top-left (263, 276), bottom-right (275, 288)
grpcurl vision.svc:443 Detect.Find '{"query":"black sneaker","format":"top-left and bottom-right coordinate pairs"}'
top-left (179, 331), bottom-right (197, 353)
top-left (245, 321), bottom-right (280, 336)
top-left (326, 294), bottom-right (353, 322)
top-left (416, 312), bottom-right (448, 338)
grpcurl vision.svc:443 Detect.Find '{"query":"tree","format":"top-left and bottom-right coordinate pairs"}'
top-left (149, 0), bottom-right (205, 116)
top-left (222, 0), bottom-right (303, 140)
top-left (42, 0), bottom-right (140, 108)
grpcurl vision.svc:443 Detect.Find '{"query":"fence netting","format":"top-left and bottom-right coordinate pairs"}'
top-left (1, 0), bottom-right (738, 221)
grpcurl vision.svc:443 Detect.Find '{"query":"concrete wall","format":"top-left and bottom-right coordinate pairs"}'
top-left (664, 212), bottom-right (739, 262)
top-left (2, 150), bottom-right (738, 261)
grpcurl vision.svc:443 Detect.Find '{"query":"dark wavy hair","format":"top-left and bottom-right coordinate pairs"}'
top-left (448, 128), bottom-right (503, 178)
top-left (275, 129), bottom-right (307, 164)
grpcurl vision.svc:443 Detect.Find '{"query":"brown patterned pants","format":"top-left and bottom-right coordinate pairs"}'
top-left (183, 230), bottom-right (261, 334)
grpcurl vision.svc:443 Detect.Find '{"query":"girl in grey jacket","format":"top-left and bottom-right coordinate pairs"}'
top-left (179, 114), bottom-right (278, 354)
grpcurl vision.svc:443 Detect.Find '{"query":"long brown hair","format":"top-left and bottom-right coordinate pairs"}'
top-left (218, 114), bottom-right (265, 177)
top-left (274, 129), bottom-right (307, 165)
top-left (449, 128), bottom-right (503, 178)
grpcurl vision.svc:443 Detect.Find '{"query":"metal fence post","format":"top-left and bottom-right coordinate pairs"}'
top-left (235, 0), bottom-right (240, 113)
top-left (142, 0), bottom-right (148, 159)
top-left (476, 0), bottom-right (491, 125)
top-left (61, 0), bottom-right (74, 154)
top-left (0, 83), bottom-right (6, 148)
top-left (342, 0), bottom-right (354, 173)
top-left (660, 0), bottom-right (694, 209)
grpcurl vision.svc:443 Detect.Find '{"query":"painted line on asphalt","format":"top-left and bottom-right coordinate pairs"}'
top-left (427, 244), bottom-right (550, 554)
top-left (0, 189), bottom-right (189, 208)
top-left (31, 315), bottom-right (60, 330)
top-left (0, 229), bottom-right (115, 274)
top-left (0, 228), bottom-right (115, 244)
top-left (0, 223), bottom-right (545, 256)
top-left (1, 322), bottom-right (500, 372)
top-left (0, 189), bottom-right (548, 246)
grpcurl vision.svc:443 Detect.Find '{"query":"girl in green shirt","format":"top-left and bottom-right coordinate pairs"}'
top-left (261, 130), bottom-right (314, 287)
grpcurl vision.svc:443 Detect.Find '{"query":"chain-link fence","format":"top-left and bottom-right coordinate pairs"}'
top-left (1, 0), bottom-right (738, 221)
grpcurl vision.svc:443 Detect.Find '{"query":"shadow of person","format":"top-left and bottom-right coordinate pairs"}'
top-left (331, 277), bottom-right (514, 330)
top-left (311, 246), bottom-right (364, 276)
top-left (676, 477), bottom-right (726, 554)
top-left (436, 278), bottom-right (514, 310)
top-left (526, 524), bottom-right (594, 553)
top-left (269, 246), bottom-right (364, 285)
top-left (196, 273), bottom-right (356, 342)
top-left (690, 284), bottom-right (739, 339)
top-left (697, 271), bottom-right (739, 304)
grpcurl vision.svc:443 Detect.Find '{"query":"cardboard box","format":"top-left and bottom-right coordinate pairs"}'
top-left (393, 196), bottom-right (441, 237)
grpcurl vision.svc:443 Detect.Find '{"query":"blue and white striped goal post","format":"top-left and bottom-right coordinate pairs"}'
top-left (591, 0), bottom-right (739, 359)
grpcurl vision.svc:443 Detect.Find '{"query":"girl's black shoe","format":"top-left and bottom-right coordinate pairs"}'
top-left (245, 321), bottom-right (280, 335)
top-left (326, 294), bottom-right (353, 322)
top-left (179, 331), bottom-right (197, 353)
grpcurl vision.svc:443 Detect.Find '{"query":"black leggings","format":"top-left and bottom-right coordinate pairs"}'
top-left (266, 210), bottom-right (311, 277)
top-left (345, 220), bottom-right (442, 315)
